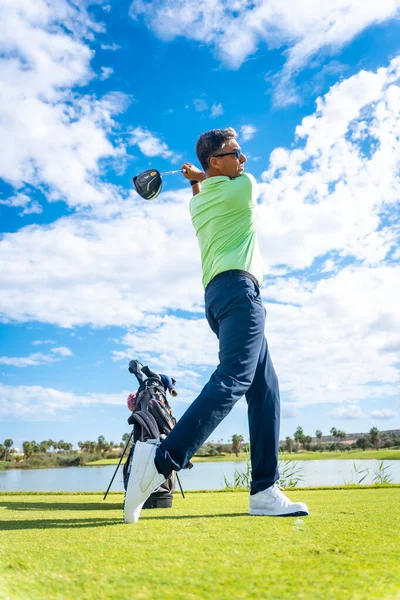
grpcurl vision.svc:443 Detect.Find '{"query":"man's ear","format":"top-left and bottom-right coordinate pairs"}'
top-left (209, 156), bottom-right (219, 170)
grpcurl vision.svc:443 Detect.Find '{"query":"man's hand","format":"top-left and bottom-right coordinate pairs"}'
top-left (181, 163), bottom-right (206, 182)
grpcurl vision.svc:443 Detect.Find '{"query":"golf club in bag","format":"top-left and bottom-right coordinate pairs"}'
top-left (132, 168), bottom-right (186, 200)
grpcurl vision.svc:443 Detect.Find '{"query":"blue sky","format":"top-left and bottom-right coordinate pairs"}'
top-left (1, 0), bottom-right (400, 450)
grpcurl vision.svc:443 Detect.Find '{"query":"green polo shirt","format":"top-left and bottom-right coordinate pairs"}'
top-left (189, 172), bottom-right (264, 290)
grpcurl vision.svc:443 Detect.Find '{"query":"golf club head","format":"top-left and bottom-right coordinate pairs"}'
top-left (133, 169), bottom-right (162, 201)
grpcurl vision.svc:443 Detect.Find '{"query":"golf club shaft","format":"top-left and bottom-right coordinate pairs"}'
top-left (160, 169), bottom-right (186, 175)
top-left (103, 430), bottom-right (133, 500)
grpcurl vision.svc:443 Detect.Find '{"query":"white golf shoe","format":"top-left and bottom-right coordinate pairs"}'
top-left (249, 484), bottom-right (308, 517)
top-left (124, 439), bottom-right (166, 524)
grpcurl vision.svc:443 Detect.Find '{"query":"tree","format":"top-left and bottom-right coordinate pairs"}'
top-left (356, 437), bottom-right (369, 451)
top-left (97, 435), bottom-right (107, 454)
top-left (369, 427), bottom-right (380, 448)
top-left (22, 441), bottom-right (35, 459)
top-left (294, 426), bottom-right (305, 448)
top-left (121, 433), bottom-right (130, 448)
top-left (231, 434), bottom-right (244, 457)
top-left (330, 427), bottom-right (338, 442)
top-left (285, 436), bottom-right (294, 453)
top-left (303, 435), bottom-right (312, 446)
top-left (4, 439), bottom-right (13, 461)
top-left (38, 440), bottom-right (51, 453)
top-left (315, 430), bottom-right (322, 440)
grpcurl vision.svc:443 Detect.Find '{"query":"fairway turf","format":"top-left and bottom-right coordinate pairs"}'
top-left (0, 489), bottom-right (399, 600)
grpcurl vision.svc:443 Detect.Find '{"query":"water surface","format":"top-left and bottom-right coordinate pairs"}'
top-left (0, 459), bottom-right (398, 492)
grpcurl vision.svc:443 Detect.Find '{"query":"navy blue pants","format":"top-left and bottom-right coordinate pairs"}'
top-left (155, 270), bottom-right (280, 494)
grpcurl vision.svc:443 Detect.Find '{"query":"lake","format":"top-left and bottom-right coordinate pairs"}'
top-left (0, 459), bottom-right (399, 492)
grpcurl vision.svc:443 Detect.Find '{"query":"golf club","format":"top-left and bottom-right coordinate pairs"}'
top-left (132, 168), bottom-right (186, 201)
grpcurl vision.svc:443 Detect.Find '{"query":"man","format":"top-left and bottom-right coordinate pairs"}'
top-left (124, 128), bottom-right (308, 523)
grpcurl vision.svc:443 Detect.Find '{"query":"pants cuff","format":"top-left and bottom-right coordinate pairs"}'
top-left (155, 443), bottom-right (180, 479)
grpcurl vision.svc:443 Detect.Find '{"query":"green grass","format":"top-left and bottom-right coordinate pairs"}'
top-left (278, 448), bottom-right (400, 460)
top-left (0, 489), bottom-right (399, 599)
top-left (84, 448), bottom-right (400, 466)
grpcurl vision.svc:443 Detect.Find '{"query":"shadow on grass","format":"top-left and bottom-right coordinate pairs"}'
top-left (0, 512), bottom-right (246, 531)
top-left (0, 501), bottom-right (121, 512)
top-left (0, 502), bottom-right (246, 520)
top-left (0, 517), bottom-right (122, 531)
top-left (141, 512), bottom-right (245, 521)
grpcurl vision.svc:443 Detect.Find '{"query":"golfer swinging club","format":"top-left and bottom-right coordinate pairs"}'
top-left (124, 128), bottom-right (308, 522)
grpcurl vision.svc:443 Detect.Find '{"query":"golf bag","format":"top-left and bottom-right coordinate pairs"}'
top-left (123, 361), bottom-right (179, 509)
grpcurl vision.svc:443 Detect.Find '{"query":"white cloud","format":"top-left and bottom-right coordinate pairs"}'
top-left (21, 201), bottom-right (43, 216)
top-left (0, 346), bottom-right (72, 367)
top-left (112, 315), bottom-right (218, 375)
top-left (240, 124), bottom-right (257, 142)
top-left (100, 66), bottom-right (114, 80)
top-left (264, 264), bottom-right (400, 407)
top-left (0, 192), bottom-right (42, 216)
top-left (51, 346), bottom-right (73, 357)
top-left (129, 0), bottom-right (400, 103)
top-left (32, 339), bottom-right (57, 346)
top-left (0, 193), bottom-right (30, 208)
top-left (0, 383), bottom-right (125, 420)
top-left (371, 409), bottom-right (398, 419)
top-left (100, 43), bottom-right (120, 51)
top-left (0, 0), bottom-right (129, 209)
top-left (193, 98), bottom-right (208, 112)
top-left (329, 404), bottom-right (365, 419)
top-left (129, 126), bottom-right (179, 161)
top-left (0, 189), bottom-right (202, 327)
top-left (0, 353), bottom-right (59, 368)
top-left (211, 103), bottom-right (224, 118)
top-left (258, 56), bottom-right (400, 271)
top-left (0, 58), bottom-right (399, 414)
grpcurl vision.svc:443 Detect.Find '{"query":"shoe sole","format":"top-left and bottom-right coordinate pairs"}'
top-left (249, 509), bottom-right (308, 517)
top-left (124, 441), bottom-right (164, 524)
top-left (124, 442), bottom-right (154, 523)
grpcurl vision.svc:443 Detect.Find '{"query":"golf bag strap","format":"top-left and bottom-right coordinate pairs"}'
top-left (129, 410), bottom-right (160, 440)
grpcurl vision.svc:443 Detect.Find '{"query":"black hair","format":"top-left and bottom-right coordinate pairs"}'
top-left (195, 128), bottom-right (237, 171)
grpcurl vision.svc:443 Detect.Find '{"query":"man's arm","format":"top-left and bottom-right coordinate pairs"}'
top-left (181, 162), bottom-right (206, 196)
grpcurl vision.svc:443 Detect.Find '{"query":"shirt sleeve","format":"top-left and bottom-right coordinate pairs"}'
top-left (224, 172), bottom-right (258, 209)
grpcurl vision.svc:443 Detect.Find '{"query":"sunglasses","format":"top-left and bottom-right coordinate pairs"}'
top-left (213, 148), bottom-right (242, 160)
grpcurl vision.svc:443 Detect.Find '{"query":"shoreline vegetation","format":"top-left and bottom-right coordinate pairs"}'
top-left (1, 448), bottom-right (400, 470)
top-left (2, 428), bottom-right (399, 470)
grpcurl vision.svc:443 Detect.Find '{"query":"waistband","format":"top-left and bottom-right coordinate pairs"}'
top-left (205, 269), bottom-right (259, 291)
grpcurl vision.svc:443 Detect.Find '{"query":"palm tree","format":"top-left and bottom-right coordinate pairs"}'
top-left (315, 430), bottom-right (322, 440)
top-left (369, 427), bottom-right (380, 448)
top-left (330, 427), bottom-right (338, 442)
top-left (4, 439), bottom-right (13, 461)
top-left (37, 441), bottom-right (49, 453)
top-left (97, 435), bottom-right (107, 454)
top-left (294, 426), bottom-right (305, 449)
top-left (22, 441), bottom-right (34, 459)
top-left (231, 434), bottom-right (244, 457)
